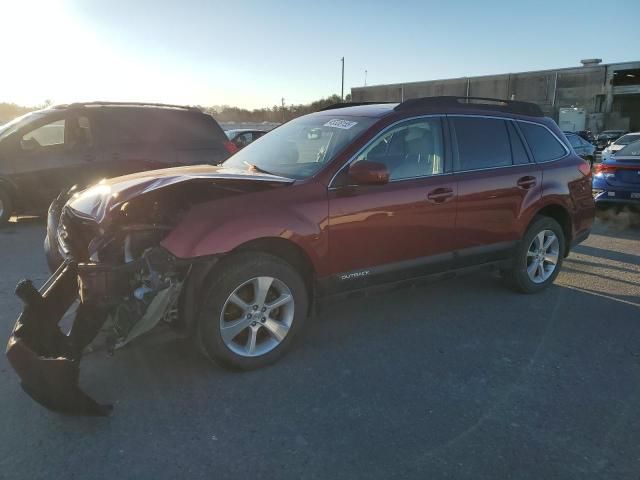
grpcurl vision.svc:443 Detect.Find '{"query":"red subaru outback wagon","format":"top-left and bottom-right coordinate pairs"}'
top-left (8, 97), bottom-right (595, 414)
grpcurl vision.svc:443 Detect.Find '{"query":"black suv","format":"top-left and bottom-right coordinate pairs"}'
top-left (0, 102), bottom-right (236, 225)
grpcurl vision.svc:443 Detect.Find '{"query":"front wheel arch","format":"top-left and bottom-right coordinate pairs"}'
top-left (232, 237), bottom-right (317, 303)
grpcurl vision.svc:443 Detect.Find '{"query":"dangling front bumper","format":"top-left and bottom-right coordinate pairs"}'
top-left (6, 261), bottom-right (112, 416)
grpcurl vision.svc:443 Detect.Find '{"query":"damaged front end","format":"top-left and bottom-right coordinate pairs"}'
top-left (8, 185), bottom-right (193, 415)
top-left (7, 167), bottom-right (293, 415)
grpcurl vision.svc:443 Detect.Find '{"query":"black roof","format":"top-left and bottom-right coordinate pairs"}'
top-left (317, 96), bottom-right (544, 118)
top-left (52, 101), bottom-right (200, 112)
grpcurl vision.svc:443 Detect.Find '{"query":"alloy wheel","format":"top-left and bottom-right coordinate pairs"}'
top-left (526, 229), bottom-right (560, 284)
top-left (219, 276), bottom-right (294, 357)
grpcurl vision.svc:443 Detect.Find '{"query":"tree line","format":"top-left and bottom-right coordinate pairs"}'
top-left (0, 94), bottom-right (352, 125)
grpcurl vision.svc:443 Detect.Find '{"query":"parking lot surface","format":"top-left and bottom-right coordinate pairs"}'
top-left (1, 217), bottom-right (639, 480)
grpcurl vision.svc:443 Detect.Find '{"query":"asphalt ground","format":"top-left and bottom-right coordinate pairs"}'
top-left (0, 214), bottom-right (639, 480)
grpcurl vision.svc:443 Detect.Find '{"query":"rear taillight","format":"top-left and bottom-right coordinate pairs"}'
top-left (578, 161), bottom-right (591, 176)
top-left (594, 163), bottom-right (616, 178)
top-left (224, 141), bottom-right (239, 155)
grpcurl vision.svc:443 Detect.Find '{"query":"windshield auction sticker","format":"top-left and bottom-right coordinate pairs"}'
top-left (324, 119), bottom-right (358, 129)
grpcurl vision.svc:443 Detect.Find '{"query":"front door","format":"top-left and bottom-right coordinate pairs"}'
top-left (327, 117), bottom-right (457, 291)
top-left (9, 113), bottom-right (99, 211)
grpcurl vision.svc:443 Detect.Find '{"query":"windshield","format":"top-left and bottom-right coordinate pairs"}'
top-left (616, 140), bottom-right (640, 157)
top-left (223, 114), bottom-right (376, 179)
top-left (615, 133), bottom-right (640, 145)
top-left (0, 110), bottom-right (46, 141)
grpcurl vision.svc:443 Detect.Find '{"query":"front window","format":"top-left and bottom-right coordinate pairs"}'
top-left (351, 118), bottom-right (444, 180)
top-left (22, 119), bottom-right (65, 149)
top-left (223, 114), bottom-right (376, 179)
top-left (19, 116), bottom-right (93, 151)
top-left (0, 111), bottom-right (47, 141)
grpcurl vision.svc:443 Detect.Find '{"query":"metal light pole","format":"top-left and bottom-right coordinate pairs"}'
top-left (364, 69), bottom-right (367, 86)
top-left (341, 57), bottom-right (345, 101)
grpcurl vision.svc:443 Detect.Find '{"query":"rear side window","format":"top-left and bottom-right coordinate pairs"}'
top-left (451, 117), bottom-right (511, 171)
top-left (96, 109), bottom-right (227, 147)
top-left (518, 122), bottom-right (567, 162)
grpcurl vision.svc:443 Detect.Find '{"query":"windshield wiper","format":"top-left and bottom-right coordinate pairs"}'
top-left (243, 161), bottom-right (274, 175)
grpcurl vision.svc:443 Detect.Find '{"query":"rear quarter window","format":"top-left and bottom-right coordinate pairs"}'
top-left (519, 122), bottom-right (567, 162)
top-left (162, 111), bottom-right (228, 147)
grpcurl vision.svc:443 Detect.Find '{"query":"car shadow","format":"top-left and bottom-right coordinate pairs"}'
top-left (566, 257), bottom-right (638, 275)
top-left (573, 244), bottom-right (640, 265)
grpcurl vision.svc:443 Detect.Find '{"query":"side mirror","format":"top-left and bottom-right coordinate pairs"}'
top-left (348, 160), bottom-right (390, 186)
top-left (20, 138), bottom-right (39, 151)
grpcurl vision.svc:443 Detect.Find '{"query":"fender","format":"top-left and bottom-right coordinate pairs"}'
top-left (160, 184), bottom-right (330, 276)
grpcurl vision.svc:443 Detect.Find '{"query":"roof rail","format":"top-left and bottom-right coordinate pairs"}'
top-left (319, 102), bottom-right (393, 111)
top-left (55, 101), bottom-right (200, 111)
top-left (394, 96), bottom-right (544, 117)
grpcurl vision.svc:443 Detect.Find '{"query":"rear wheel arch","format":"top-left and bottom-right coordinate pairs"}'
top-left (530, 204), bottom-right (572, 255)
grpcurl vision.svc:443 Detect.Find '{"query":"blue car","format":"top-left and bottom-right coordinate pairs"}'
top-left (592, 139), bottom-right (640, 209)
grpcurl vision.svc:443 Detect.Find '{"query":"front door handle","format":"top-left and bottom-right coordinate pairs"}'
top-left (426, 187), bottom-right (454, 203)
top-left (517, 176), bottom-right (537, 189)
top-left (83, 153), bottom-right (95, 162)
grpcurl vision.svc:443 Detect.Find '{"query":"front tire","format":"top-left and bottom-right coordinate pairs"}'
top-left (504, 216), bottom-right (565, 294)
top-left (197, 252), bottom-right (309, 370)
top-left (0, 187), bottom-right (12, 227)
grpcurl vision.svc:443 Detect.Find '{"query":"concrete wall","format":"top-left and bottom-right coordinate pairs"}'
top-left (351, 61), bottom-right (640, 131)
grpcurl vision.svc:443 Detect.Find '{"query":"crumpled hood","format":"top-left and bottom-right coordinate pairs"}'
top-left (66, 165), bottom-right (294, 224)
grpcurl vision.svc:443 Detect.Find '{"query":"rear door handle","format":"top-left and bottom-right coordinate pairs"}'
top-left (426, 187), bottom-right (454, 203)
top-left (517, 176), bottom-right (537, 189)
top-left (83, 153), bottom-right (95, 162)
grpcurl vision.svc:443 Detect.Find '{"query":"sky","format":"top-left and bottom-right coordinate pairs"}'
top-left (1, 0), bottom-right (639, 109)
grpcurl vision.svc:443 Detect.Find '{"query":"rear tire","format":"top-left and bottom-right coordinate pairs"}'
top-left (503, 216), bottom-right (565, 294)
top-left (197, 252), bottom-right (309, 370)
top-left (0, 187), bottom-right (12, 227)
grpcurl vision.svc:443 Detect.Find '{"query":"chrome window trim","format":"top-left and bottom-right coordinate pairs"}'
top-left (448, 114), bottom-right (570, 165)
top-left (327, 113), bottom-right (570, 191)
top-left (327, 114), bottom-right (445, 190)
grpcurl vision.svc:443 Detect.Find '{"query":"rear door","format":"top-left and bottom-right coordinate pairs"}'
top-left (450, 115), bottom-right (542, 264)
top-left (91, 108), bottom-right (176, 179)
top-left (327, 116), bottom-right (457, 290)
